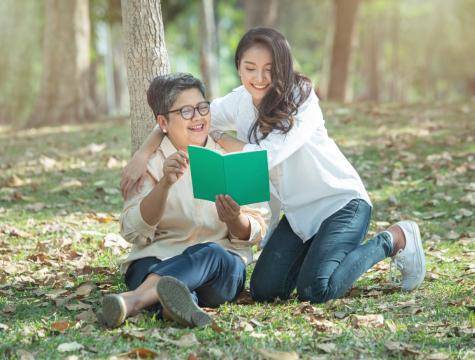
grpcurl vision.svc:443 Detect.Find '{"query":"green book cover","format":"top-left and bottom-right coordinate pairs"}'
top-left (188, 145), bottom-right (270, 206)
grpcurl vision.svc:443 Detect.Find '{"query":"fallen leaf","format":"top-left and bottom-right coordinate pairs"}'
top-left (102, 233), bottom-right (129, 249)
top-left (0, 324), bottom-right (9, 330)
top-left (128, 348), bottom-right (158, 358)
top-left (315, 343), bottom-right (336, 353)
top-left (45, 289), bottom-right (68, 299)
top-left (425, 271), bottom-right (440, 280)
top-left (240, 321), bottom-right (254, 332)
top-left (15, 349), bottom-right (35, 360)
top-left (459, 208), bottom-right (474, 217)
top-left (211, 319), bottom-right (225, 333)
top-left (39, 155), bottom-right (57, 169)
top-left (9, 174), bottom-right (26, 187)
top-left (388, 193), bottom-right (398, 205)
top-left (107, 157), bottom-right (118, 168)
top-left (61, 179), bottom-right (83, 188)
top-left (167, 333), bottom-right (200, 347)
top-left (2, 305), bottom-right (16, 313)
top-left (75, 281), bottom-right (98, 296)
top-left (87, 143), bottom-right (107, 153)
top-left (425, 353), bottom-right (450, 360)
top-left (384, 341), bottom-right (407, 351)
top-left (51, 321), bottom-right (78, 332)
top-left (334, 312), bottom-right (348, 320)
top-left (57, 342), bottom-right (84, 352)
top-left (396, 299), bottom-right (415, 309)
top-left (446, 230), bottom-right (460, 240)
top-left (74, 309), bottom-right (97, 322)
top-left (350, 314), bottom-right (384, 328)
top-left (80, 324), bottom-right (96, 334)
top-left (123, 329), bottom-right (154, 341)
top-left (250, 332), bottom-right (267, 338)
top-left (65, 301), bottom-right (92, 311)
top-left (253, 347), bottom-right (299, 360)
top-left (25, 202), bottom-right (45, 211)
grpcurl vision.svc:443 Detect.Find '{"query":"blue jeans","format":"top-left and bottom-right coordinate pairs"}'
top-left (125, 243), bottom-right (246, 317)
top-left (250, 199), bottom-right (393, 304)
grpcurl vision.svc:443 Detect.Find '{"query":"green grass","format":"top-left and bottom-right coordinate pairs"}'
top-left (1, 100), bottom-right (475, 359)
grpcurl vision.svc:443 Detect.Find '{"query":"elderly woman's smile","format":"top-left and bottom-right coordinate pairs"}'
top-left (158, 88), bottom-right (211, 153)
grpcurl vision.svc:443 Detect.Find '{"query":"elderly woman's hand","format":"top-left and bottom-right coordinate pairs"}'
top-left (162, 150), bottom-right (189, 187)
top-left (215, 194), bottom-right (241, 222)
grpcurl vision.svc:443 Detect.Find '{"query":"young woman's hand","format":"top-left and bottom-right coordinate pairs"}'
top-left (215, 194), bottom-right (241, 222)
top-left (121, 151), bottom-right (149, 200)
top-left (162, 151), bottom-right (189, 187)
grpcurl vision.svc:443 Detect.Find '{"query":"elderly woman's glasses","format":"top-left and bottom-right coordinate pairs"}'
top-left (160, 101), bottom-right (210, 120)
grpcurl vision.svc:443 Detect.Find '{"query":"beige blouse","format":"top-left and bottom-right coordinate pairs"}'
top-left (119, 135), bottom-right (271, 275)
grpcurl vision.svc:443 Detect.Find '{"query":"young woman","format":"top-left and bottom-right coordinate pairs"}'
top-left (98, 73), bottom-right (270, 328)
top-left (121, 27), bottom-right (426, 304)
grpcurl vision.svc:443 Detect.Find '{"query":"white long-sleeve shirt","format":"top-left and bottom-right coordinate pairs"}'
top-left (210, 85), bottom-right (372, 242)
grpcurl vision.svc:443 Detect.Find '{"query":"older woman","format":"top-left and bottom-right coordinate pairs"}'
top-left (97, 73), bottom-right (270, 328)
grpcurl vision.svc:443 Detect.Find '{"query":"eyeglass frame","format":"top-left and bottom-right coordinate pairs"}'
top-left (159, 101), bottom-right (211, 120)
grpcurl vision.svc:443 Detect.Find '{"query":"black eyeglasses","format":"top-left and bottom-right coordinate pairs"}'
top-left (160, 101), bottom-right (210, 120)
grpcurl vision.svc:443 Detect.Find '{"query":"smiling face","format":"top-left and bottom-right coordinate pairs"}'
top-left (237, 45), bottom-right (273, 107)
top-left (157, 88), bottom-right (211, 153)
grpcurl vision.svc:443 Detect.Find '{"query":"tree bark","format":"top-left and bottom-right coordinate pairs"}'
top-left (367, 15), bottom-right (379, 102)
top-left (121, 0), bottom-right (171, 155)
top-left (318, 1), bottom-right (335, 101)
top-left (199, 0), bottom-right (220, 102)
top-left (327, 0), bottom-right (360, 102)
top-left (27, 0), bottom-right (91, 128)
top-left (244, 0), bottom-right (279, 32)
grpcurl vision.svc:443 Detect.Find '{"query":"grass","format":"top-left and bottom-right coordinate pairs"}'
top-left (0, 99), bottom-right (475, 359)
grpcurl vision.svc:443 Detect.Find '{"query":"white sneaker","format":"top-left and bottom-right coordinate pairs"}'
top-left (389, 220), bottom-right (426, 290)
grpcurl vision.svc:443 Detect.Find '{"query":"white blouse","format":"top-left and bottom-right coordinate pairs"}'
top-left (210, 85), bottom-right (372, 243)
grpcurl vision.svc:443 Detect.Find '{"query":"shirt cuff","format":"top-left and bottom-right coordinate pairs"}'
top-left (243, 143), bottom-right (261, 152)
top-left (229, 216), bottom-right (262, 245)
top-left (129, 205), bottom-right (158, 242)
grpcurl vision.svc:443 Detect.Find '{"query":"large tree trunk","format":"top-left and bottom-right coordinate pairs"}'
top-left (244, 0), bottom-right (279, 32)
top-left (327, 0), bottom-right (360, 102)
top-left (367, 15), bottom-right (379, 102)
top-left (199, 0), bottom-right (219, 101)
top-left (27, 0), bottom-right (91, 128)
top-left (121, 0), bottom-right (170, 155)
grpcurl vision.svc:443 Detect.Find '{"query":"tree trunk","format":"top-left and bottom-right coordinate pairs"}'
top-left (121, 0), bottom-right (170, 155)
top-left (199, 0), bottom-right (220, 101)
top-left (244, 0), bottom-right (279, 32)
top-left (318, 1), bottom-right (335, 101)
top-left (327, 0), bottom-right (360, 102)
top-left (27, 0), bottom-right (91, 128)
top-left (367, 15), bottom-right (379, 102)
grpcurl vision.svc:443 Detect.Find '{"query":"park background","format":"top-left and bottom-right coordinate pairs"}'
top-left (1, 0), bottom-right (475, 359)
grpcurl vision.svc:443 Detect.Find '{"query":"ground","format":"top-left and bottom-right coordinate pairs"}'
top-left (0, 100), bottom-right (475, 359)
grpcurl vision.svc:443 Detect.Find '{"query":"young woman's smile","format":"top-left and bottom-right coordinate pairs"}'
top-left (238, 45), bottom-right (273, 106)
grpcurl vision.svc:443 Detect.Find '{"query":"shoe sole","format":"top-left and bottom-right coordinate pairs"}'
top-left (156, 276), bottom-right (212, 328)
top-left (97, 294), bottom-right (126, 328)
top-left (404, 221), bottom-right (426, 291)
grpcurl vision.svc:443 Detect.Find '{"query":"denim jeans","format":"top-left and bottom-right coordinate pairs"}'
top-left (125, 243), bottom-right (246, 317)
top-left (250, 199), bottom-right (393, 304)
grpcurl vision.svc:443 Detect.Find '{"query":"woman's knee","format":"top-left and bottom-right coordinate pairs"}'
top-left (296, 279), bottom-right (333, 304)
top-left (250, 269), bottom-right (288, 302)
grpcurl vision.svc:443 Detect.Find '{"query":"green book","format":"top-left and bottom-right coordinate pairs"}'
top-left (188, 145), bottom-right (270, 206)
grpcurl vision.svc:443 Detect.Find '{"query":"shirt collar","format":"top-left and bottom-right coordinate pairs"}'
top-left (159, 135), bottom-right (216, 159)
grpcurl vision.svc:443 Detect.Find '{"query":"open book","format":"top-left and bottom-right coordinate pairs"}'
top-left (188, 145), bottom-right (270, 206)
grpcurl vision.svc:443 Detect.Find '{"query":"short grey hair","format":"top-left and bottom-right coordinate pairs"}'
top-left (147, 73), bottom-right (206, 121)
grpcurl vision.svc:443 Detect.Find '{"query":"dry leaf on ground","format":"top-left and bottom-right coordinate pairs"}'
top-left (51, 321), bottom-right (78, 332)
top-left (240, 321), bottom-right (254, 332)
top-left (315, 343), bottom-right (336, 353)
top-left (2, 305), bottom-right (16, 313)
top-left (253, 347), bottom-right (298, 360)
top-left (57, 342), bottom-right (84, 352)
top-left (250, 332), bottom-right (267, 338)
top-left (128, 348), bottom-right (158, 358)
top-left (350, 314), bottom-right (384, 328)
top-left (74, 309), bottom-right (97, 322)
top-left (167, 333), bottom-right (200, 347)
top-left (102, 233), bottom-right (129, 249)
top-left (15, 349), bottom-right (35, 360)
top-left (426, 353), bottom-right (450, 360)
top-left (211, 319), bottom-right (225, 333)
top-left (75, 282), bottom-right (98, 296)
top-left (9, 174), bottom-right (26, 187)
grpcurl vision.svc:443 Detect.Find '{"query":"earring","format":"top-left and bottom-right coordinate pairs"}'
top-left (163, 129), bottom-right (167, 133)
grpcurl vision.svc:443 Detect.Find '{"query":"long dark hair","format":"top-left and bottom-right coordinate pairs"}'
top-left (235, 27), bottom-right (312, 144)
